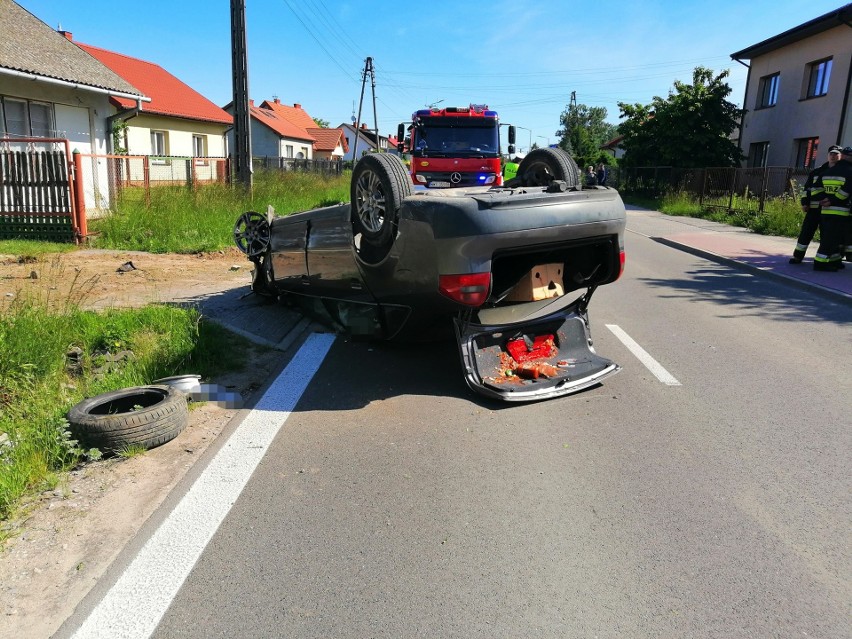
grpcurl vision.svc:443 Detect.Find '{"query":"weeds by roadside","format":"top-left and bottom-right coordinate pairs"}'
top-left (0, 262), bottom-right (252, 529)
top-left (91, 170), bottom-right (350, 254)
top-left (621, 191), bottom-right (808, 239)
top-left (0, 170), bottom-right (349, 534)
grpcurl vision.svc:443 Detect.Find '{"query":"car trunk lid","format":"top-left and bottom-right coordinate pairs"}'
top-left (454, 291), bottom-right (619, 402)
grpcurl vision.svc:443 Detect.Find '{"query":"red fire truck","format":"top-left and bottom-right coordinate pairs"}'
top-left (397, 104), bottom-right (516, 188)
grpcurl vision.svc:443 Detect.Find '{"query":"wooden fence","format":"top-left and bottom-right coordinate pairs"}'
top-left (0, 138), bottom-right (81, 242)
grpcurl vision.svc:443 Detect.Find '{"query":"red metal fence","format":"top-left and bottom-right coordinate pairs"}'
top-left (81, 154), bottom-right (231, 210)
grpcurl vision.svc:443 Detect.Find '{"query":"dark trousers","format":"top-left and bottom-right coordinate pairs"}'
top-left (842, 216), bottom-right (852, 260)
top-left (814, 213), bottom-right (847, 269)
top-left (792, 207), bottom-right (821, 259)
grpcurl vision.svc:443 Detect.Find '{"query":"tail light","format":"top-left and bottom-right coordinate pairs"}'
top-left (617, 250), bottom-right (625, 280)
top-left (439, 272), bottom-right (491, 307)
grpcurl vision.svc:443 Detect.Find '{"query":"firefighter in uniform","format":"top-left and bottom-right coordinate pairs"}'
top-left (841, 146), bottom-right (852, 262)
top-left (813, 145), bottom-right (852, 271)
top-left (789, 148), bottom-right (834, 263)
top-left (503, 152), bottom-right (524, 183)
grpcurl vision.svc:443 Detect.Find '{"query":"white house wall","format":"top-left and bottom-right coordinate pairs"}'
top-left (1, 73), bottom-right (112, 211)
top-left (223, 116), bottom-right (314, 160)
top-left (277, 139), bottom-right (312, 160)
top-left (341, 129), bottom-right (376, 161)
top-left (124, 113), bottom-right (227, 157)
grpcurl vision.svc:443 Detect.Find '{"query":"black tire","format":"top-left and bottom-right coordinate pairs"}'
top-left (518, 148), bottom-right (580, 188)
top-left (67, 385), bottom-right (188, 454)
top-left (350, 153), bottom-right (413, 250)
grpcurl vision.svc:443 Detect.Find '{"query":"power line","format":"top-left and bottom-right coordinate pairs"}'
top-left (280, 0), bottom-right (359, 81)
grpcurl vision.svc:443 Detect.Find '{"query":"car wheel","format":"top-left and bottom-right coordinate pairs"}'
top-left (233, 211), bottom-right (271, 257)
top-left (351, 153), bottom-right (413, 250)
top-left (518, 148), bottom-right (580, 188)
top-left (67, 385), bottom-right (189, 454)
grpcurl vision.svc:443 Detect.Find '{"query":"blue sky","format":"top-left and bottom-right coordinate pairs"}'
top-left (17, 0), bottom-right (846, 151)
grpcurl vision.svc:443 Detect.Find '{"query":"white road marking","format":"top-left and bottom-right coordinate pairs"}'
top-left (605, 324), bottom-right (681, 386)
top-left (70, 333), bottom-right (336, 639)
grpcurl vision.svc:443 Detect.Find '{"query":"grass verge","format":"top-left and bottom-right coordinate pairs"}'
top-left (621, 191), bottom-right (807, 239)
top-left (90, 169), bottom-right (350, 253)
top-left (0, 288), bottom-right (253, 528)
top-left (0, 169), bottom-right (352, 530)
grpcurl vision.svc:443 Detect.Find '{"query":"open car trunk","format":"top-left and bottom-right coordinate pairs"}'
top-left (455, 290), bottom-right (620, 402)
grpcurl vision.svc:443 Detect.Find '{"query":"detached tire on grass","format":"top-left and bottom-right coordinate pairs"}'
top-left (67, 385), bottom-right (189, 454)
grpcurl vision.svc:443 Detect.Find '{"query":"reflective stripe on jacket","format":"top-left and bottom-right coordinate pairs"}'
top-left (817, 163), bottom-right (852, 215)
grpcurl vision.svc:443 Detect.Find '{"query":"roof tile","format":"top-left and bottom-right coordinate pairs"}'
top-left (0, 1), bottom-right (142, 96)
top-left (76, 42), bottom-right (232, 124)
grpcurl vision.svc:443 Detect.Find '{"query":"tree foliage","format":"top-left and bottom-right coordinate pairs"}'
top-left (617, 67), bottom-right (744, 168)
top-left (312, 117), bottom-right (330, 128)
top-left (555, 103), bottom-right (618, 168)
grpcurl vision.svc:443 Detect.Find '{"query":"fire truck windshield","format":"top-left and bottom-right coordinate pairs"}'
top-left (413, 118), bottom-right (499, 158)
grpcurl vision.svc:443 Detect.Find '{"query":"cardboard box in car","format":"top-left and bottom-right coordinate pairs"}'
top-left (506, 263), bottom-right (564, 301)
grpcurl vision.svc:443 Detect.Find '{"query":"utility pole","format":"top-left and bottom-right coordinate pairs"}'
top-left (352, 57), bottom-right (378, 162)
top-left (230, 0), bottom-right (252, 189)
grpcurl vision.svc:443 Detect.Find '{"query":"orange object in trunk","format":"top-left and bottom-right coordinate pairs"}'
top-left (515, 361), bottom-right (560, 379)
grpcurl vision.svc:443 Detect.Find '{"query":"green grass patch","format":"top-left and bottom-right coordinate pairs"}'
top-left (92, 169), bottom-right (350, 253)
top-left (621, 191), bottom-right (807, 239)
top-left (1, 169), bottom-right (350, 526)
top-left (0, 293), bottom-right (255, 524)
top-left (115, 443), bottom-right (147, 459)
top-left (0, 239), bottom-right (78, 259)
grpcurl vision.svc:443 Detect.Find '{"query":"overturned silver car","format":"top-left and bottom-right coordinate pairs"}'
top-left (234, 148), bottom-right (626, 402)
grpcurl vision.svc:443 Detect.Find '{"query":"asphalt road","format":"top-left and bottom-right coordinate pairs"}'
top-left (59, 218), bottom-right (851, 638)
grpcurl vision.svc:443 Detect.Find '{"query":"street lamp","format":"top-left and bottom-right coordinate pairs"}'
top-left (537, 135), bottom-right (550, 148)
top-left (516, 126), bottom-right (532, 153)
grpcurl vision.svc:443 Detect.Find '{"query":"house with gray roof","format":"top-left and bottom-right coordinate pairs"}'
top-left (0, 0), bottom-right (147, 150)
top-left (1, 0), bottom-right (150, 211)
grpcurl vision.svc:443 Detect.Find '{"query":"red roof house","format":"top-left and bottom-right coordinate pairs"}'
top-left (259, 99), bottom-right (317, 130)
top-left (223, 98), bottom-right (347, 160)
top-left (259, 99), bottom-right (348, 159)
top-left (73, 36), bottom-right (231, 157)
top-left (307, 127), bottom-right (349, 159)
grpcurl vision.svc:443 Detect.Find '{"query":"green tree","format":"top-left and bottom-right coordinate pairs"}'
top-left (312, 117), bottom-right (330, 128)
top-left (555, 103), bottom-right (618, 168)
top-left (617, 67), bottom-right (744, 168)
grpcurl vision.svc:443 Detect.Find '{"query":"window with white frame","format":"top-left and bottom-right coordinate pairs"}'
top-left (2, 98), bottom-right (29, 136)
top-left (300, 146), bottom-right (308, 158)
top-left (29, 102), bottom-right (53, 137)
top-left (192, 134), bottom-right (208, 166)
top-left (151, 130), bottom-right (168, 162)
top-left (756, 74), bottom-right (779, 108)
top-left (285, 144), bottom-right (294, 158)
top-left (805, 58), bottom-right (832, 98)
top-left (192, 135), bottom-right (205, 157)
top-left (0, 97), bottom-right (56, 138)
